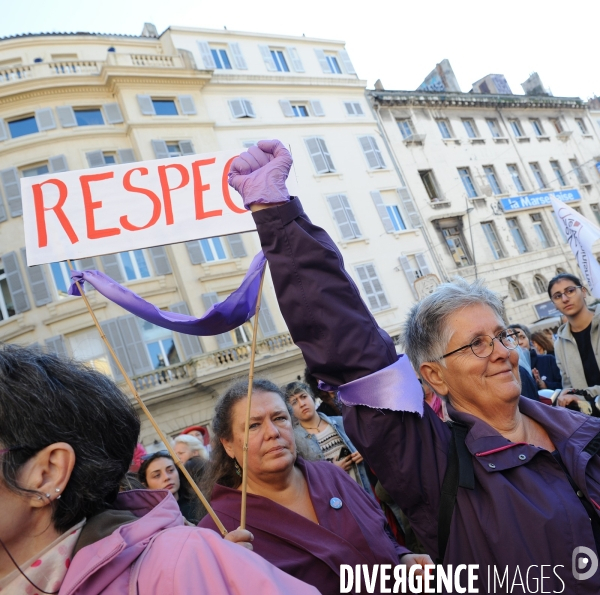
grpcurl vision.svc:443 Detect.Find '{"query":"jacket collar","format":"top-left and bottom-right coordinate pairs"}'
top-left (557, 304), bottom-right (600, 342)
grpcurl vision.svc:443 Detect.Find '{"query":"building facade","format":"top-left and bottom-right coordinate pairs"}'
top-left (369, 79), bottom-right (600, 325)
top-left (0, 24), bottom-right (428, 445)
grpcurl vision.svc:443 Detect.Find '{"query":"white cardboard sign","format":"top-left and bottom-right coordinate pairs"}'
top-left (21, 150), bottom-right (286, 266)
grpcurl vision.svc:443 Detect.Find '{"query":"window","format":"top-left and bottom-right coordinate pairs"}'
top-left (69, 330), bottom-right (112, 376)
top-left (419, 170), bottom-right (443, 201)
top-left (386, 205), bottom-right (406, 231)
top-left (140, 320), bottom-right (181, 369)
top-left (152, 99), bottom-right (178, 116)
top-left (228, 98), bottom-right (256, 119)
top-left (86, 151), bottom-right (120, 168)
top-left (270, 49), bottom-right (290, 72)
top-left (314, 48), bottom-right (356, 75)
top-left (550, 118), bottom-right (564, 134)
top-left (50, 259), bottom-right (94, 297)
top-left (509, 281), bottom-right (526, 301)
top-left (74, 108), bottom-right (104, 126)
top-left (550, 161), bottom-right (567, 187)
top-left (292, 105), bottom-right (309, 117)
top-left (462, 119), bottom-right (478, 138)
top-left (458, 167), bottom-right (478, 198)
top-left (326, 194), bottom-right (361, 240)
top-left (509, 119), bottom-right (524, 137)
top-left (507, 164), bottom-right (526, 192)
top-left (199, 237), bottom-right (227, 262)
top-left (358, 136), bottom-right (386, 170)
top-left (507, 218), bottom-right (528, 254)
top-left (530, 119), bottom-right (545, 137)
top-left (569, 158), bottom-right (589, 185)
top-left (22, 164), bottom-right (49, 177)
top-left (305, 137), bottom-right (335, 173)
top-left (119, 250), bottom-right (150, 280)
top-left (326, 55), bottom-right (342, 74)
top-left (533, 275), bottom-right (547, 294)
top-left (344, 101), bottom-right (364, 116)
top-left (370, 190), bottom-right (406, 232)
top-left (481, 222), bottom-right (505, 259)
top-left (575, 118), bottom-right (588, 134)
top-left (486, 118), bottom-right (502, 138)
top-left (441, 226), bottom-right (471, 267)
top-left (355, 264), bottom-right (389, 311)
top-left (8, 115), bottom-right (38, 138)
top-left (0, 260), bottom-right (16, 321)
top-left (436, 119), bottom-right (452, 139)
top-left (591, 204), bottom-right (600, 226)
top-left (397, 118), bottom-right (415, 139)
top-left (483, 165), bottom-right (503, 195)
top-left (211, 48), bottom-right (232, 70)
top-left (530, 213), bottom-right (551, 248)
top-left (529, 162), bottom-right (548, 190)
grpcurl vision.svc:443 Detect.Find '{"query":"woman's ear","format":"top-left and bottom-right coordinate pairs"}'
top-left (420, 362), bottom-right (449, 397)
top-left (220, 437), bottom-right (235, 459)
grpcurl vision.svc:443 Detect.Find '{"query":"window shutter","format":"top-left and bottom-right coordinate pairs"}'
top-left (287, 46), bottom-right (304, 72)
top-left (397, 187), bottom-right (421, 228)
top-left (178, 140), bottom-right (195, 156)
top-left (339, 50), bottom-right (356, 74)
top-left (340, 194), bottom-right (361, 238)
top-left (186, 241), bottom-right (206, 264)
top-left (148, 246), bottom-right (172, 275)
top-left (137, 94), bottom-right (155, 115)
top-left (100, 254), bottom-right (125, 283)
top-left (415, 253), bottom-right (432, 276)
top-left (49, 155), bottom-right (69, 173)
top-left (318, 138), bottom-right (335, 171)
top-left (197, 41), bottom-right (216, 69)
top-left (344, 102), bottom-right (355, 115)
top-left (314, 49), bottom-right (332, 73)
top-left (35, 108), bottom-right (56, 131)
top-left (309, 100), bottom-right (325, 117)
top-left (229, 43), bottom-right (248, 69)
top-left (355, 264), bottom-right (387, 310)
top-left (327, 194), bottom-right (354, 240)
top-left (258, 44), bottom-right (278, 71)
top-left (305, 138), bottom-right (327, 173)
top-left (226, 234), bottom-right (247, 258)
top-left (2, 251), bottom-right (30, 313)
top-left (202, 293), bottom-right (234, 348)
top-left (178, 95), bottom-right (197, 115)
top-left (56, 106), bottom-right (77, 128)
top-left (0, 191), bottom-right (7, 222)
top-left (370, 191), bottom-right (394, 233)
top-left (170, 301), bottom-right (203, 359)
top-left (45, 335), bottom-right (68, 358)
top-left (119, 314), bottom-right (153, 374)
top-left (243, 100), bottom-right (256, 118)
top-left (20, 248), bottom-right (52, 306)
top-left (229, 99), bottom-right (246, 119)
top-left (0, 168), bottom-right (23, 217)
top-left (104, 102), bottom-right (124, 124)
top-left (151, 140), bottom-right (170, 159)
top-left (279, 100), bottom-right (294, 117)
top-left (100, 318), bottom-right (131, 380)
top-left (399, 256), bottom-right (419, 299)
top-left (85, 150), bottom-right (106, 168)
top-left (257, 299), bottom-right (277, 337)
top-left (366, 263), bottom-right (388, 308)
top-left (117, 149), bottom-right (136, 164)
top-left (359, 136), bottom-right (385, 169)
top-left (0, 120), bottom-right (7, 141)
top-left (77, 257), bottom-right (96, 271)
top-left (353, 102), bottom-right (364, 115)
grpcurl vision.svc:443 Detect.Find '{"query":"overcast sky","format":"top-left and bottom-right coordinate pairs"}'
top-left (2, 0), bottom-right (599, 100)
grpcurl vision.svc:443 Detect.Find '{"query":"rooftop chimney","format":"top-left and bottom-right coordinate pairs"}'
top-left (471, 74), bottom-right (512, 95)
top-left (521, 72), bottom-right (552, 96)
top-left (142, 23), bottom-right (158, 38)
top-left (417, 59), bottom-right (461, 93)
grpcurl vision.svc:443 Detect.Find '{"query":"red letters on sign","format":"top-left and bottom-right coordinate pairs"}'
top-left (32, 179), bottom-right (79, 247)
top-left (80, 172), bottom-right (121, 239)
top-left (158, 164), bottom-right (190, 225)
top-left (121, 168), bottom-right (162, 231)
top-left (191, 158), bottom-right (222, 220)
top-left (222, 155), bottom-right (246, 214)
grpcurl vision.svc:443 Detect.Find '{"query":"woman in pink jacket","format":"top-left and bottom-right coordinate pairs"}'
top-left (0, 344), bottom-right (318, 595)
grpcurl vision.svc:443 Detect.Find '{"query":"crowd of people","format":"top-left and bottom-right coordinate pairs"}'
top-left (2, 139), bottom-right (600, 594)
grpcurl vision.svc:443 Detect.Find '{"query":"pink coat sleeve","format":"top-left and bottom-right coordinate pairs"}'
top-left (136, 526), bottom-right (321, 595)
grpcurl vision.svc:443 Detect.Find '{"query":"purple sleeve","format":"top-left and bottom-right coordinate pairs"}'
top-left (252, 197), bottom-right (396, 385)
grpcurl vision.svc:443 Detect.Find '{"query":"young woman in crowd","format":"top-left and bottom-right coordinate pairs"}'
top-left (531, 330), bottom-right (555, 355)
top-left (198, 378), bottom-right (431, 593)
top-left (0, 344), bottom-right (318, 595)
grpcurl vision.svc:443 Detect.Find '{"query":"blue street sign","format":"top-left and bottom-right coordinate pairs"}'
top-left (534, 301), bottom-right (560, 320)
top-left (500, 189), bottom-right (581, 212)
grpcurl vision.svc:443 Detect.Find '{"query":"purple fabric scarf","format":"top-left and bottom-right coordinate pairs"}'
top-left (68, 252), bottom-right (267, 336)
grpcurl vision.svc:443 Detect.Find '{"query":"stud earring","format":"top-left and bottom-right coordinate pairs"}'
top-left (234, 459), bottom-right (242, 477)
top-left (45, 493), bottom-right (50, 498)
top-left (56, 495), bottom-right (61, 500)
top-left (37, 496), bottom-right (42, 500)
top-left (55, 488), bottom-right (60, 493)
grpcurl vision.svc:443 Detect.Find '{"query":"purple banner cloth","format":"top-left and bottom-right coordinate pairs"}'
top-left (68, 252), bottom-right (267, 336)
top-left (337, 355), bottom-right (424, 415)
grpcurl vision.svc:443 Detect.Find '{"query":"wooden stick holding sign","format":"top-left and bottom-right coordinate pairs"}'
top-left (240, 266), bottom-right (267, 530)
top-left (67, 259), bottom-right (228, 537)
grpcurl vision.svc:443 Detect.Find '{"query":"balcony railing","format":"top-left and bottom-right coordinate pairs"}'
top-left (131, 332), bottom-right (296, 392)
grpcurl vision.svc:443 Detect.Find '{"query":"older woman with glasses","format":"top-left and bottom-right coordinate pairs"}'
top-left (229, 140), bottom-right (600, 593)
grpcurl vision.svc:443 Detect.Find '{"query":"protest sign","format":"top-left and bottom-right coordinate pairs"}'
top-left (21, 149), bottom-right (296, 266)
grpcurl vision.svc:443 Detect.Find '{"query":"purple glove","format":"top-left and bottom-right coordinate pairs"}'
top-left (228, 140), bottom-right (292, 209)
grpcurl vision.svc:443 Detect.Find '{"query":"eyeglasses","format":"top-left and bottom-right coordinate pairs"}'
top-left (440, 329), bottom-right (519, 360)
top-left (550, 285), bottom-right (582, 302)
top-left (140, 450), bottom-right (171, 462)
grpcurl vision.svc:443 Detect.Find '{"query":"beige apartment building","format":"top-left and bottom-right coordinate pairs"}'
top-left (0, 24), bottom-right (428, 445)
top-left (369, 65), bottom-right (600, 326)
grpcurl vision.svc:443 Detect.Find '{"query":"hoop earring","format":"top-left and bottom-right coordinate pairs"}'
top-left (234, 459), bottom-right (242, 477)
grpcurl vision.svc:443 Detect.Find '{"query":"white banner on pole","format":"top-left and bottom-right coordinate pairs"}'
top-left (21, 149), bottom-right (296, 266)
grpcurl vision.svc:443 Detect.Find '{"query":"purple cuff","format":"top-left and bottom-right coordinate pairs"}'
top-left (337, 355), bottom-right (423, 415)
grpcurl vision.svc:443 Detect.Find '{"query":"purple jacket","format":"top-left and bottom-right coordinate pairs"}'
top-left (253, 198), bottom-right (600, 594)
top-left (200, 458), bottom-right (409, 594)
top-left (59, 489), bottom-right (319, 595)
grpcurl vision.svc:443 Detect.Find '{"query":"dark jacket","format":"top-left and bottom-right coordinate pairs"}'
top-left (252, 197), bottom-right (600, 594)
top-left (530, 349), bottom-right (563, 390)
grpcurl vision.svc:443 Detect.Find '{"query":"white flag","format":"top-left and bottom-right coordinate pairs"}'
top-left (551, 196), bottom-right (600, 298)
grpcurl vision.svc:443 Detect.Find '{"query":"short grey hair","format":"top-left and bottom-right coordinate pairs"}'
top-left (401, 277), bottom-right (505, 372)
top-left (174, 434), bottom-right (207, 458)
